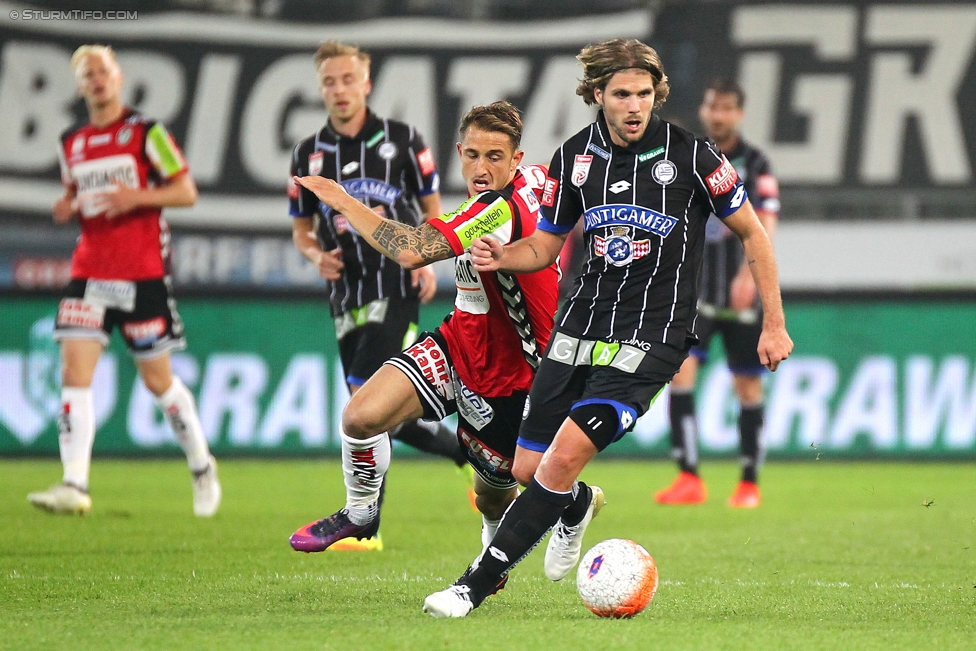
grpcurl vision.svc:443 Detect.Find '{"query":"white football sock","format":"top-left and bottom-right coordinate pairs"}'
top-left (481, 515), bottom-right (501, 552)
top-left (341, 431), bottom-right (390, 525)
top-left (156, 377), bottom-right (211, 473)
top-left (59, 387), bottom-right (95, 491)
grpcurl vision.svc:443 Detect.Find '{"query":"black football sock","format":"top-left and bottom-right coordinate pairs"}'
top-left (389, 419), bottom-right (466, 466)
top-left (462, 478), bottom-right (573, 606)
top-left (669, 390), bottom-right (699, 475)
top-left (559, 481), bottom-right (592, 527)
top-left (739, 404), bottom-right (764, 484)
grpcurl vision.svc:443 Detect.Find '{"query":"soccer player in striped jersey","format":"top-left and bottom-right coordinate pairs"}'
top-left (424, 38), bottom-right (792, 618)
top-left (27, 45), bottom-right (220, 517)
top-left (655, 79), bottom-right (782, 508)
top-left (289, 41), bottom-right (472, 550)
top-left (288, 102), bottom-right (560, 573)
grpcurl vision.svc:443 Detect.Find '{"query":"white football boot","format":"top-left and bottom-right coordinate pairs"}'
top-left (423, 585), bottom-right (475, 618)
top-left (27, 483), bottom-right (92, 515)
top-left (192, 456), bottom-right (222, 517)
top-left (544, 485), bottom-right (605, 581)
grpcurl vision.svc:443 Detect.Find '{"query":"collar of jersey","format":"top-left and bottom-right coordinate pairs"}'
top-left (323, 108), bottom-right (383, 143)
top-left (597, 111), bottom-right (663, 154)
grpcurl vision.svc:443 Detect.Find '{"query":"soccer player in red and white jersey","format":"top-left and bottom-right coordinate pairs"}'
top-left (288, 102), bottom-right (562, 568)
top-left (27, 45), bottom-right (221, 517)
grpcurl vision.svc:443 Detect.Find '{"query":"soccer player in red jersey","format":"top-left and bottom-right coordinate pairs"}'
top-left (27, 45), bottom-right (220, 517)
top-left (288, 102), bottom-right (562, 571)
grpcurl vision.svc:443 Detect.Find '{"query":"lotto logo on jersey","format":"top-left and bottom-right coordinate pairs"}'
top-left (572, 155), bottom-right (593, 186)
top-left (123, 318), bottom-right (166, 345)
top-left (287, 176), bottom-right (299, 199)
top-left (541, 178), bottom-right (558, 207)
top-left (417, 147), bottom-right (436, 176)
top-left (706, 157), bottom-right (739, 196)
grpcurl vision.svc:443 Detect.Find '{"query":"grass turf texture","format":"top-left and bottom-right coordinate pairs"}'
top-left (1, 460), bottom-right (974, 650)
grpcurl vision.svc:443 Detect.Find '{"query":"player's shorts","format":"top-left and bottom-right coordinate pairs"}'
top-left (518, 330), bottom-right (688, 453)
top-left (384, 329), bottom-right (523, 490)
top-left (690, 312), bottom-right (764, 375)
top-left (53, 278), bottom-right (186, 360)
top-left (336, 296), bottom-right (419, 387)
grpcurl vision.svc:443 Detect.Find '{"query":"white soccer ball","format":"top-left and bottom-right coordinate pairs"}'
top-left (576, 538), bottom-right (658, 618)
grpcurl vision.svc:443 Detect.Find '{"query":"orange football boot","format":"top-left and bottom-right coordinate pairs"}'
top-left (654, 471), bottom-right (707, 505)
top-left (728, 481), bottom-right (761, 508)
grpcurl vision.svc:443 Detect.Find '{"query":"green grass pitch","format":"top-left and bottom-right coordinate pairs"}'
top-left (2, 459), bottom-right (974, 650)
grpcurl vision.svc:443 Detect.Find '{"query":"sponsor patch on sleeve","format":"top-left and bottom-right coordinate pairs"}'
top-left (705, 156), bottom-right (739, 197)
top-left (417, 147), bottom-right (436, 176)
top-left (541, 178), bottom-right (559, 207)
top-left (756, 173), bottom-right (779, 199)
top-left (287, 175), bottom-right (299, 199)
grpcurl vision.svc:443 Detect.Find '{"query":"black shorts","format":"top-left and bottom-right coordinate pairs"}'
top-left (691, 313), bottom-right (764, 375)
top-left (53, 278), bottom-right (186, 359)
top-left (336, 297), bottom-right (419, 387)
top-left (518, 330), bottom-right (688, 453)
top-left (385, 329), bottom-right (523, 490)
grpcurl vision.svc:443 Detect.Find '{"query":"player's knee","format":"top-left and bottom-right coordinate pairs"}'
top-left (475, 486), bottom-right (515, 521)
top-left (568, 400), bottom-right (638, 451)
top-left (341, 394), bottom-right (383, 440)
top-left (512, 457), bottom-right (538, 487)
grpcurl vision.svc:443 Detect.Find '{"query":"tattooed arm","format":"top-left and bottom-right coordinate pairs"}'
top-left (294, 175), bottom-right (453, 269)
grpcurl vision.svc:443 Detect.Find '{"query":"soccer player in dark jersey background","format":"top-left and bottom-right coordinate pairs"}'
top-left (423, 38), bottom-right (793, 618)
top-left (289, 41), bottom-right (467, 550)
top-left (289, 102), bottom-right (559, 570)
top-left (28, 45), bottom-right (221, 517)
top-left (656, 79), bottom-right (781, 509)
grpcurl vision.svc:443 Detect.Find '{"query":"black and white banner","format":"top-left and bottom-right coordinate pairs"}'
top-left (0, 1), bottom-right (649, 228)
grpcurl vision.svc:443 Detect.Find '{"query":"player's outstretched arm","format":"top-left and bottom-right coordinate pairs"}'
top-left (470, 229), bottom-right (567, 274)
top-left (723, 200), bottom-right (793, 371)
top-left (295, 175), bottom-right (453, 269)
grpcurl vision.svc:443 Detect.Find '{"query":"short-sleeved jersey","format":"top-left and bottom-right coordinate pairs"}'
top-left (539, 112), bottom-right (748, 348)
top-left (58, 109), bottom-right (188, 281)
top-left (699, 138), bottom-right (779, 309)
top-left (289, 110), bottom-right (440, 318)
top-left (428, 166), bottom-right (559, 398)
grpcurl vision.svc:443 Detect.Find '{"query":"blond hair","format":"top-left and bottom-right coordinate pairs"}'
top-left (70, 44), bottom-right (117, 73)
top-left (576, 39), bottom-right (670, 109)
top-left (314, 40), bottom-right (371, 77)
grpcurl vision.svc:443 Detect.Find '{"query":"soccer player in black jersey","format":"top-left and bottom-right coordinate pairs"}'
top-left (656, 79), bottom-right (781, 509)
top-left (423, 39), bottom-right (793, 617)
top-left (289, 41), bottom-right (467, 551)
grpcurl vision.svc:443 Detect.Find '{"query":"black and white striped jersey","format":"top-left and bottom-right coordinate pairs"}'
top-left (538, 112), bottom-right (747, 349)
top-left (289, 109), bottom-right (440, 318)
top-left (699, 138), bottom-right (779, 311)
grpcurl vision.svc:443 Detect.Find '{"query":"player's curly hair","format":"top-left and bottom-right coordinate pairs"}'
top-left (458, 101), bottom-right (523, 151)
top-left (576, 39), bottom-right (669, 109)
top-left (314, 40), bottom-right (371, 76)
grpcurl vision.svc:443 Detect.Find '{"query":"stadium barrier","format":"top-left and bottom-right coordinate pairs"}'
top-left (2, 297), bottom-right (975, 458)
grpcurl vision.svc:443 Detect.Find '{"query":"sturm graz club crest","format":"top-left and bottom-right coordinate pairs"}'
top-left (594, 226), bottom-right (650, 267)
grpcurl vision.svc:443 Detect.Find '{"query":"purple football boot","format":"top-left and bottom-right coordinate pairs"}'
top-left (289, 509), bottom-right (380, 552)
